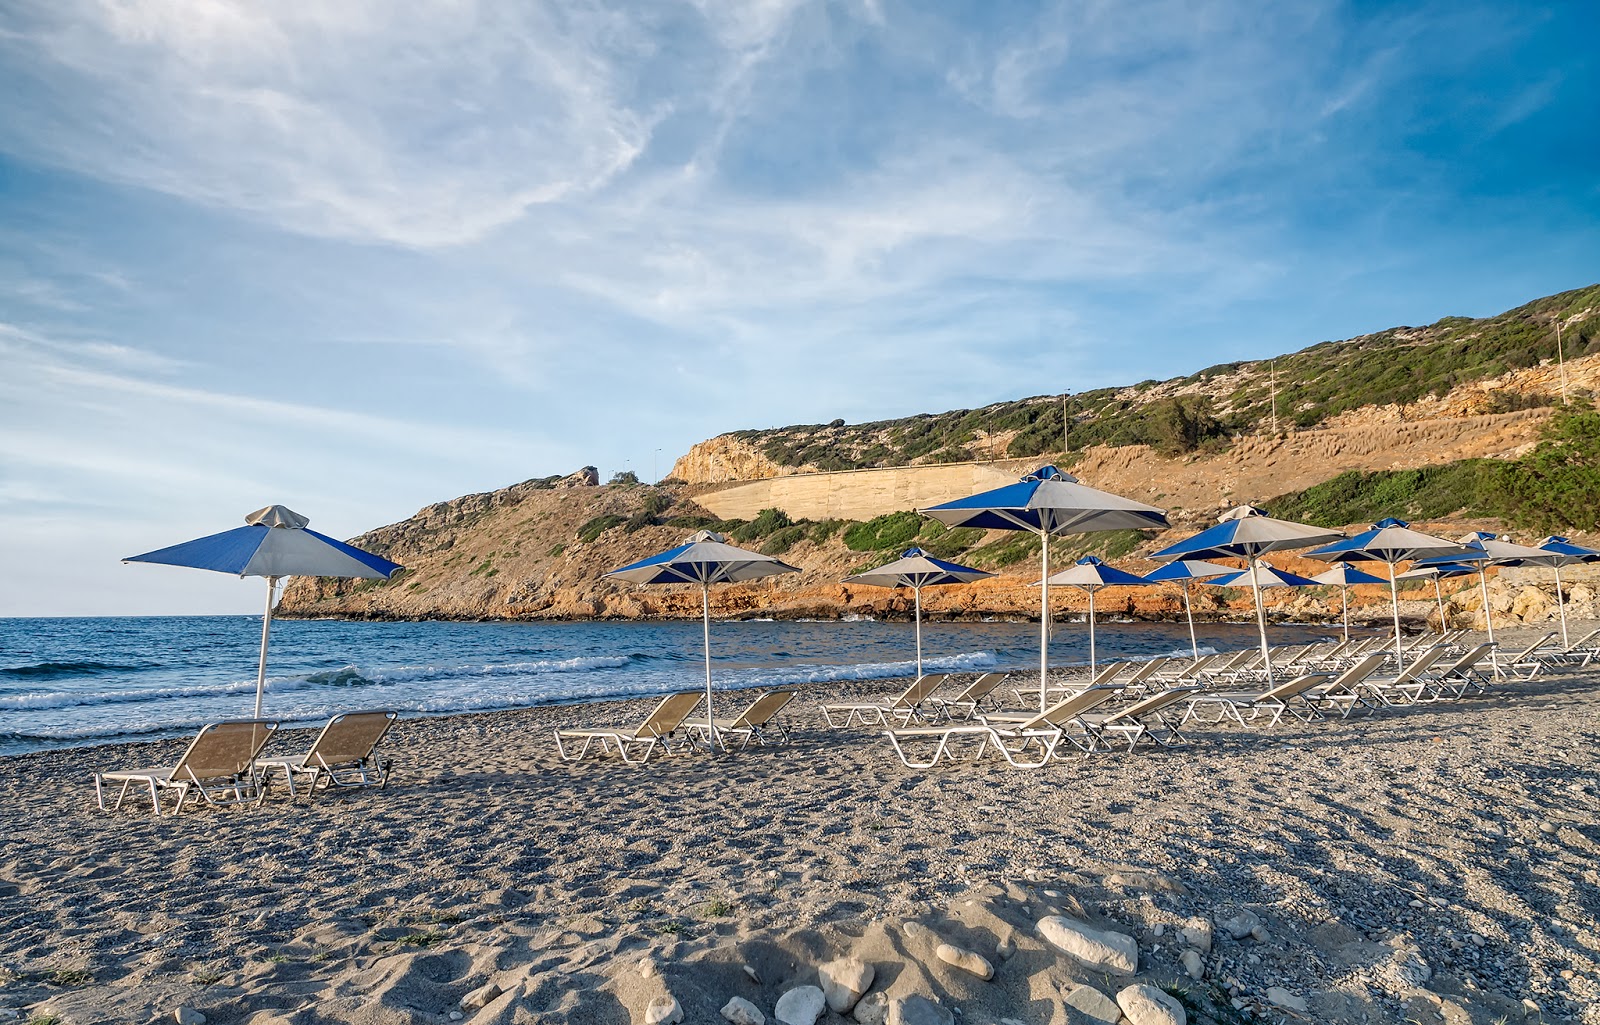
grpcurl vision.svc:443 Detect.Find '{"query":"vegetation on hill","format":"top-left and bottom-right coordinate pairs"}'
top-left (728, 284), bottom-right (1600, 470)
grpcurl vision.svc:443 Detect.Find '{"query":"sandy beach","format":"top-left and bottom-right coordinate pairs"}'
top-left (3, 625), bottom-right (1597, 1025)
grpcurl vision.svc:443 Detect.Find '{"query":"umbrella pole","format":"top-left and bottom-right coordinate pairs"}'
top-left (1554, 563), bottom-right (1569, 647)
top-left (1341, 584), bottom-right (1351, 644)
top-left (253, 575), bottom-right (279, 719)
top-left (702, 583), bottom-right (720, 752)
top-left (1249, 560), bottom-right (1272, 684)
top-left (1477, 567), bottom-right (1501, 679)
top-left (914, 585), bottom-right (924, 679)
top-left (1039, 531), bottom-right (1050, 714)
top-left (1087, 588), bottom-right (1097, 678)
top-left (1388, 564), bottom-right (1405, 671)
top-left (1183, 580), bottom-right (1198, 660)
top-left (1433, 579), bottom-right (1446, 632)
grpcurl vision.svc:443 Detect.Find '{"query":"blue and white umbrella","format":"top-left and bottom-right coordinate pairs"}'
top-left (1038, 556), bottom-right (1148, 677)
top-left (1151, 506), bottom-right (1343, 682)
top-left (1310, 562), bottom-right (1391, 642)
top-left (922, 466), bottom-right (1168, 712)
top-left (607, 530), bottom-right (800, 750)
top-left (125, 505), bottom-right (402, 717)
top-left (1525, 536), bottom-right (1600, 645)
top-left (1304, 518), bottom-right (1467, 669)
top-left (1418, 532), bottom-right (1551, 674)
top-left (843, 547), bottom-right (992, 678)
top-left (1394, 561), bottom-right (1477, 635)
top-left (1140, 559), bottom-right (1237, 659)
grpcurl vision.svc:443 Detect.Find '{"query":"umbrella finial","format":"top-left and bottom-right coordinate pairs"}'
top-left (1374, 516), bottom-right (1408, 528)
top-left (1218, 504), bottom-right (1268, 522)
top-left (901, 547), bottom-right (927, 558)
top-left (686, 529), bottom-right (727, 543)
top-left (1075, 555), bottom-right (1106, 566)
top-left (1023, 465), bottom-right (1078, 483)
top-left (245, 505), bottom-right (309, 529)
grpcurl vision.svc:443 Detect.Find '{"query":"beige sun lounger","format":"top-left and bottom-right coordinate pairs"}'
top-left (926, 672), bottom-right (1009, 721)
top-left (555, 691), bottom-right (703, 764)
top-left (821, 674), bottom-right (948, 728)
top-left (1359, 646), bottom-right (1450, 705)
top-left (95, 719), bottom-right (279, 815)
top-left (884, 686), bottom-right (1121, 769)
top-left (1301, 652), bottom-right (1389, 718)
top-left (256, 710), bottom-right (397, 800)
top-left (1019, 662), bottom-right (1123, 706)
top-left (686, 689), bottom-right (798, 750)
top-left (1182, 673), bottom-right (1333, 727)
top-left (1077, 686), bottom-right (1201, 751)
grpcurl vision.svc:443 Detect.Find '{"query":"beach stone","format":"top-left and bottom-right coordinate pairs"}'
top-left (645, 995), bottom-right (683, 1025)
top-left (902, 921), bottom-right (932, 942)
top-left (995, 936), bottom-right (1016, 960)
top-left (722, 996), bottom-right (765, 1025)
top-left (1038, 916), bottom-right (1139, 975)
top-left (1115, 984), bottom-right (1186, 1025)
top-left (1179, 917), bottom-right (1213, 953)
top-left (774, 985), bottom-right (826, 1025)
top-left (1218, 910), bottom-right (1261, 940)
top-left (851, 992), bottom-right (889, 1025)
top-left (743, 965), bottom-right (762, 984)
top-left (1106, 871), bottom-right (1187, 895)
top-left (818, 957), bottom-right (875, 1013)
top-left (461, 982), bottom-right (503, 1010)
top-left (1249, 924), bottom-right (1270, 943)
top-left (639, 959), bottom-right (658, 979)
top-left (888, 995), bottom-right (953, 1025)
top-left (173, 1010), bottom-right (207, 1025)
top-left (935, 942), bottom-right (993, 980)
top-left (1180, 949), bottom-right (1205, 980)
top-left (1265, 987), bottom-right (1307, 1013)
top-left (1062, 983), bottom-right (1121, 1024)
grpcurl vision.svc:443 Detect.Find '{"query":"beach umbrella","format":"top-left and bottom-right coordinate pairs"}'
top-left (1150, 506), bottom-right (1343, 683)
top-left (1304, 519), bottom-right (1467, 670)
top-left (1036, 556), bottom-right (1148, 677)
top-left (922, 466), bottom-right (1168, 712)
top-left (607, 530), bottom-right (799, 750)
top-left (1202, 562), bottom-right (1321, 664)
top-left (1419, 532), bottom-right (1553, 675)
top-left (1526, 537), bottom-right (1600, 645)
top-left (1310, 562), bottom-right (1390, 642)
top-left (124, 505), bottom-right (402, 717)
top-left (842, 547), bottom-right (992, 678)
top-left (1140, 559), bottom-right (1237, 659)
top-left (1395, 562), bottom-right (1477, 633)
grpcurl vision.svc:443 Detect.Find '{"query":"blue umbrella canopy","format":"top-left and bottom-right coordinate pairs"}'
top-left (1528, 536), bottom-right (1600, 645)
top-left (1312, 561), bottom-right (1392, 642)
top-left (124, 505), bottom-right (402, 717)
top-left (608, 531), bottom-right (800, 750)
top-left (843, 548), bottom-right (992, 677)
top-left (1395, 561), bottom-right (1479, 635)
top-left (1417, 532), bottom-right (1551, 665)
top-left (1037, 556), bottom-right (1148, 676)
top-left (1304, 518), bottom-right (1468, 668)
top-left (1207, 562), bottom-right (1321, 588)
top-left (922, 466), bottom-right (1168, 711)
top-left (1141, 559), bottom-right (1238, 659)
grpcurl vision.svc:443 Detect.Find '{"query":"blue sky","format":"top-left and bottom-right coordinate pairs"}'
top-left (2, 0), bottom-right (1597, 616)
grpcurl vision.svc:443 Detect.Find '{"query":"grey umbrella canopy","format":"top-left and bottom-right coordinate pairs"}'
top-left (607, 531), bottom-right (800, 750)
top-left (1310, 562), bottom-right (1390, 642)
top-left (1037, 556), bottom-right (1148, 677)
top-left (1305, 519), bottom-right (1468, 670)
top-left (1140, 559), bottom-right (1238, 659)
top-left (125, 505), bottom-right (403, 717)
top-left (922, 466), bottom-right (1169, 712)
top-left (1150, 506), bottom-right (1344, 683)
top-left (843, 547), bottom-right (993, 677)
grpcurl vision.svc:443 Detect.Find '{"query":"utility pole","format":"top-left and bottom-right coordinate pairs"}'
top-left (1270, 360), bottom-right (1278, 434)
top-left (1061, 392), bottom-right (1069, 457)
top-left (1557, 320), bottom-right (1569, 406)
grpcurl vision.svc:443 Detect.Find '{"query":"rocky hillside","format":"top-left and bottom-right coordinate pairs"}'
top-left (280, 285), bottom-right (1600, 631)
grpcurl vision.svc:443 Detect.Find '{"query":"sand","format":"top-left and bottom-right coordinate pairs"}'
top-left (2, 625), bottom-right (1597, 1025)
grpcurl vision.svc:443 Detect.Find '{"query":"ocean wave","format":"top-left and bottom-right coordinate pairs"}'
top-left (742, 650), bottom-right (999, 686)
top-left (1, 660), bottom-right (154, 679)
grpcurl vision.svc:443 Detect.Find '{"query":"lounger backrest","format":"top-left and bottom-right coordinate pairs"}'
top-left (633, 692), bottom-right (704, 739)
top-left (1101, 686), bottom-right (1200, 724)
top-left (1021, 686), bottom-right (1120, 730)
top-left (1440, 643), bottom-right (1493, 676)
top-left (1507, 634), bottom-right (1554, 662)
top-left (951, 672), bottom-right (1007, 702)
top-left (174, 720), bottom-right (278, 781)
top-left (1392, 645), bottom-right (1448, 683)
top-left (1257, 673), bottom-right (1332, 702)
top-left (1326, 652), bottom-right (1387, 691)
top-left (1123, 658), bottom-right (1169, 686)
top-left (1565, 628), bottom-right (1600, 653)
top-left (305, 711), bottom-right (397, 765)
top-left (730, 690), bottom-right (797, 729)
top-left (894, 674), bottom-right (948, 707)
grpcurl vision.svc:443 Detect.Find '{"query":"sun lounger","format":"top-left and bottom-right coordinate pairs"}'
top-left (1301, 653), bottom-right (1388, 718)
top-left (1019, 662), bottom-right (1122, 706)
top-left (1532, 628), bottom-right (1600, 668)
top-left (1181, 673), bottom-right (1333, 727)
top-left (926, 672), bottom-right (1009, 721)
top-left (821, 674), bottom-right (948, 728)
top-left (1497, 633), bottom-right (1557, 679)
top-left (1359, 646), bottom-right (1449, 705)
top-left (1076, 686), bottom-right (1201, 751)
top-left (1415, 643), bottom-right (1495, 699)
top-left (256, 710), bottom-right (397, 799)
top-left (555, 691), bottom-right (703, 764)
top-left (94, 719), bottom-right (278, 815)
top-left (685, 689), bottom-right (798, 750)
top-left (884, 686), bottom-right (1121, 769)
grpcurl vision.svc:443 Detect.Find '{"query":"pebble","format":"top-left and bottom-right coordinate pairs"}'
top-left (1265, 987), bottom-right (1308, 1013)
top-left (851, 991), bottom-right (888, 1025)
top-left (1219, 910), bottom-right (1261, 940)
top-left (1037, 915), bottom-right (1139, 975)
top-left (1116, 983), bottom-right (1187, 1025)
top-left (774, 985), bottom-right (826, 1025)
top-left (1180, 917), bottom-right (1213, 952)
top-left (722, 995), bottom-right (765, 1025)
top-left (173, 1010), bottom-right (207, 1025)
top-left (645, 995), bottom-right (684, 1025)
top-left (1180, 949), bottom-right (1205, 980)
top-left (888, 995), bottom-right (953, 1025)
top-left (818, 957), bottom-right (874, 1013)
top-left (935, 942), bottom-right (994, 980)
top-left (460, 982), bottom-right (502, 1010)
top-left (1061, 983), bottom-right (1121, 1025)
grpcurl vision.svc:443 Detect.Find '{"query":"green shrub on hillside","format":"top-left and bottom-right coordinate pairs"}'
top-left (1503, 402), bottom-right (1600, 531)
top-left (843, 512), bottom-right (924, 552)
top-left (576, 515), bottom-right (626, 543)
top-left (731, 508), bottom-right (792, 543)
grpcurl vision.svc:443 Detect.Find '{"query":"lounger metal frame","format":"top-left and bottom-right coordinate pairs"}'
top-left (94, 719), bottom-right (279, 816)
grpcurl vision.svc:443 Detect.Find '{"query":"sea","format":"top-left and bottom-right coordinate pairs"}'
top-left (0, 615), bottom-right (1353, 756)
